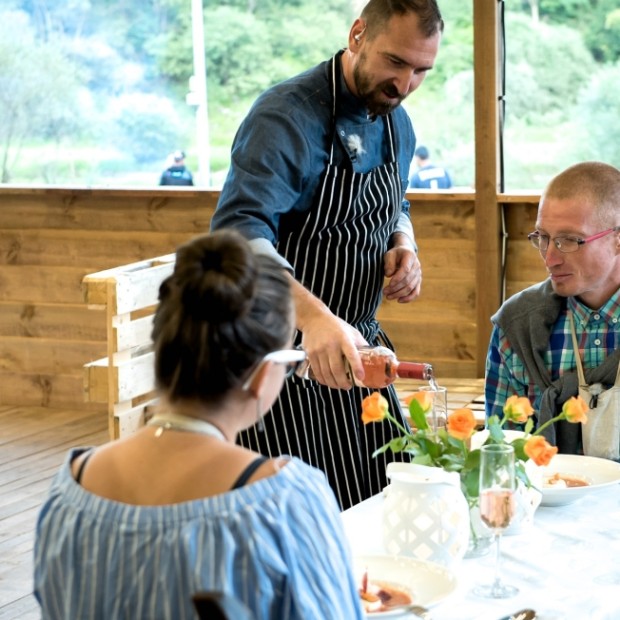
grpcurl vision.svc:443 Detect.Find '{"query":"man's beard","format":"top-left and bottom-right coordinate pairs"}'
top-left (353, 56), bottom-right (405, 116)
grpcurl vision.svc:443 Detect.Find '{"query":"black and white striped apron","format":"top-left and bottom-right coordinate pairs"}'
top-left (239, 55), bottom-right (409, 510)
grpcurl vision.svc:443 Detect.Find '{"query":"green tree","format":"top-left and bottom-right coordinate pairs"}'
top-left (573, 62), bottom-right (620, 166)
top-left (0, 10), bottom-right (83, 182)
top-left (109, 93), bottom-right (184, 163)
top-left (505, 13), bottom-right (595, 123)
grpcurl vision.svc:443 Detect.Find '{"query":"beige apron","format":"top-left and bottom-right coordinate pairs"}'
top-left (570, 313), bottom-right (620, 460)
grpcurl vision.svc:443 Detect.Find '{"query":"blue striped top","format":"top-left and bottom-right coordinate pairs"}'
top-left (34, 450), bottom-right (364, 620)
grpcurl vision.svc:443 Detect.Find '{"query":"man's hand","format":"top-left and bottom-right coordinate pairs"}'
top-left (289, 276), bottom-right (368, 389)
top-left (383, 233), bottom-right (422, 303)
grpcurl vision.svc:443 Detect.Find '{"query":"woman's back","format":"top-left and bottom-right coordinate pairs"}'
top-left (33, 230), bottom-right (364, 619)
top-left (34, 452), bottom-right (363, 619)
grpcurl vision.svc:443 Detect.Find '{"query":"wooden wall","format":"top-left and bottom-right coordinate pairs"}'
top-left (0, 188), bottom-right (213, 409)
top-left (0, 187), bottom-right (546, 409)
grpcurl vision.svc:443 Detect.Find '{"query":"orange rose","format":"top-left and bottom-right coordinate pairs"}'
top-left (524, 435), bottom-right (558, 466)
top-left (446, 408), bottom-right (477, 441)
top-left (361, 392), bottom-right (389, 425)
top-left (503, 395), bottom-right (535, 423)
top-left (562, 396), bottom-right (588, 424)
top-left (405, 390), bottom-right (433, 413)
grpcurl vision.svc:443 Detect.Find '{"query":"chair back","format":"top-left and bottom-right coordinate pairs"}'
top-left (192, 592), bottom-right (254, 620)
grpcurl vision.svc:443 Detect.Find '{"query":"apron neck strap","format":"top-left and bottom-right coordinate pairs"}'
top-left (328, 52), bottom-right (397, 164)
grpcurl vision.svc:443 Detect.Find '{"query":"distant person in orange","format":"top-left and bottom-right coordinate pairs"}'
top-left (159, 150), bottom-right (194, 186)
top-left (408, 145), bottom-right (452, 189)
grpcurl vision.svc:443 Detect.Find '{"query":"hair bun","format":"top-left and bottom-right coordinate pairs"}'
top-left (174, 231), bottom-right (257, 323)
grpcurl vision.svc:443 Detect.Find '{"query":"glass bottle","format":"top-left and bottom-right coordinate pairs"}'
top-left (299, 345), bottom-right (433, 389)
top-left (349, 345), bottom-right (433, 389)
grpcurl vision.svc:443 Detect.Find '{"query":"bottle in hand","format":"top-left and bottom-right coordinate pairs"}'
top-left (350, 346), bottom-right (433, 388)
top-left (299, 345), bottom-right (433, 389)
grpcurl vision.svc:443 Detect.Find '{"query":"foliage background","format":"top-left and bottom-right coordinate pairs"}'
top-left (0, 0), bottom-right (619, 189)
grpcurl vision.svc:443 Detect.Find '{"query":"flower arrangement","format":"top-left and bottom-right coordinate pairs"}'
top-left (361, 390), bottom-right (589, 502)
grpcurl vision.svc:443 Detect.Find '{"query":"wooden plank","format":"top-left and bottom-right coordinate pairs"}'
top-left (115, 262), bottom-right (174, 314)
top-left (0, 405), bottom-right (107, 619)
top-left (0, 406), bottom-right (97, 449)
top-left (505, 240), bottom-right (546, 283)
top-left (0, 265), bottom-right (91, 304)
top-left (379, 318), bottom-right (476, 358)
top-left (0, 192), bottom-right (217, 232)
top-left (0, 302), bottom-right (105, 340)
top-left (114, 399), bottom-right (158, 438)
top-left (84, 353), bottom-right (155, 403)
top-left (407, 201), bottom-right (476, 239)
top-left (0, 372), bottom-right (106, 409)
top-left (378, 279), bottom-right (477, 319)
top-left (115, 314), bottom-right (155, 351)
top-left (411, 243), bottom-right (475, 276)
top-left (503, 201), bottom-right (539, 236)
top-left (0, 229), bottom-right (193, 267)
top-left (82, 255), bottom-right (174, 309)
top-left (0, 337), bottom-right (104, 375)
top-left (473, 0), bottom-right (501, 377)
top-left (0, 414), bottom-right (107, 462)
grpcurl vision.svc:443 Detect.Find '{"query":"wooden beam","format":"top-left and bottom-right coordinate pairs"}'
top-left (473, 0), bottom-right (501, 377)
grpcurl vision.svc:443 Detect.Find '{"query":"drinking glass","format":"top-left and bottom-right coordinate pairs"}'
top-left (473, 443), bottom-right (518, 598)
top-left (417, 386), bottom-right (448, 434)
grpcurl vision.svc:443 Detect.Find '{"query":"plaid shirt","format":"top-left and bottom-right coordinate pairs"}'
top-left (485, 288), bottom-right (620, 422)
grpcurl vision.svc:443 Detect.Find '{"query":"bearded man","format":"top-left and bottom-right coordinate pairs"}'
top-left (211, 0), bottom-right (443, 510)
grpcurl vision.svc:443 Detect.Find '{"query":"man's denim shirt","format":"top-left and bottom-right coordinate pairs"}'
top-left (212, 51), bottom-right (417, 269)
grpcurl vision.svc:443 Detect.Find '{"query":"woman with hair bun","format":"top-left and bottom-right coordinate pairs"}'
top-left (34, 230), bottom-right (364, 619)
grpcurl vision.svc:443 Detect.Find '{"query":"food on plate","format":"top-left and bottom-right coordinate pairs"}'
top-left (359, 569), bottom-right (413, 613)
top-left (543, 472), bottom-right (590, 488)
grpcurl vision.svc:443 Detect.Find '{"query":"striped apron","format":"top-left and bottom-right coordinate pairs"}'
top-left (239, 55), bottom-right (409, 510)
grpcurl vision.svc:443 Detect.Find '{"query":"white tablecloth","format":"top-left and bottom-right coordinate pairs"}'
top-left (341, 483), bottom-right (620, 620)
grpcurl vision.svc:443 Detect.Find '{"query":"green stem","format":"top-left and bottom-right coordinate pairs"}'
top-left (386, 412), bottom-right (413, 437)
top-left (532, 413), bottom-right (566, 437)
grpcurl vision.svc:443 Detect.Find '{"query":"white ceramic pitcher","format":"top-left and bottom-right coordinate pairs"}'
top-left (383, 462), bottom-right (470, 568)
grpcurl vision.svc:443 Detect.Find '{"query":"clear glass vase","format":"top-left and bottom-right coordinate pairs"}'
top-left (465, 500), bottom-right (493, 558)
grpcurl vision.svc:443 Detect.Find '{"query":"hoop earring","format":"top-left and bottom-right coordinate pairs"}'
top-left (256, 397), bottom-right (264, 432)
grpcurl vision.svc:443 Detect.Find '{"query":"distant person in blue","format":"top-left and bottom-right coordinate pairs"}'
top-left (409, 145), bottom-right (452, 189)
top-left (33, 230), bottom-right (364, 620)
top-left (159, 150), bottom-right (194, 186)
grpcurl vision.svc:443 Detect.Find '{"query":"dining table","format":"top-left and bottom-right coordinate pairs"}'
top-left (341, 478), bottom-right (620, 620)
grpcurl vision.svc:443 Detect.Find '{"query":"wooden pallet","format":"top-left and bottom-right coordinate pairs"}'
top-left (82, 254), bottom-right (175, 440)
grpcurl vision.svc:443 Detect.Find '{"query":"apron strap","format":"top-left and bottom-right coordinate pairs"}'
top-left (328, 52), bottom-right (397, 165)
top-left (568, 312), bottom-right (587, 386)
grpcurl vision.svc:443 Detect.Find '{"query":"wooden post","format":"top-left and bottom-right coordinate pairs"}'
top-left (473, 0), bottom-right (501, 377)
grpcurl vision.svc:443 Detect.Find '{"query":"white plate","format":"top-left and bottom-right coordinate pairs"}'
top-left (540, 454), bottom-right (620, 506)
top-left (353, 554), bottom-right (457, 616)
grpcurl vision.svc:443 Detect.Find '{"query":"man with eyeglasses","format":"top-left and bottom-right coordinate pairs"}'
top-left (485, 161), bottom-right (620, 456)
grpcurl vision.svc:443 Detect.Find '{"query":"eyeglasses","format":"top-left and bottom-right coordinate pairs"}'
top-left (242, 348), bottom-right (307, 390)
top-left (527, 226), bottom-right (620, 253)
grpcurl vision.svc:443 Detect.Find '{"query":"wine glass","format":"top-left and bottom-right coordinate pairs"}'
top-left (473, 443), bottom-right (519, 598)
top-left (417, 386), bottom-right (448, 435)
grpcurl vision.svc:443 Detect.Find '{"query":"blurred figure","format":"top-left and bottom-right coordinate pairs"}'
top-left (408, 145), bottom-right (452, 189)
top-left (159, 150), bottom-right (194, 186)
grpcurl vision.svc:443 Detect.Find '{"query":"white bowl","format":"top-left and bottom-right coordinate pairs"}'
top-left (352, 554), bottom-right (457, 616)
top-left (539, 454), bottom-right (620, 506)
